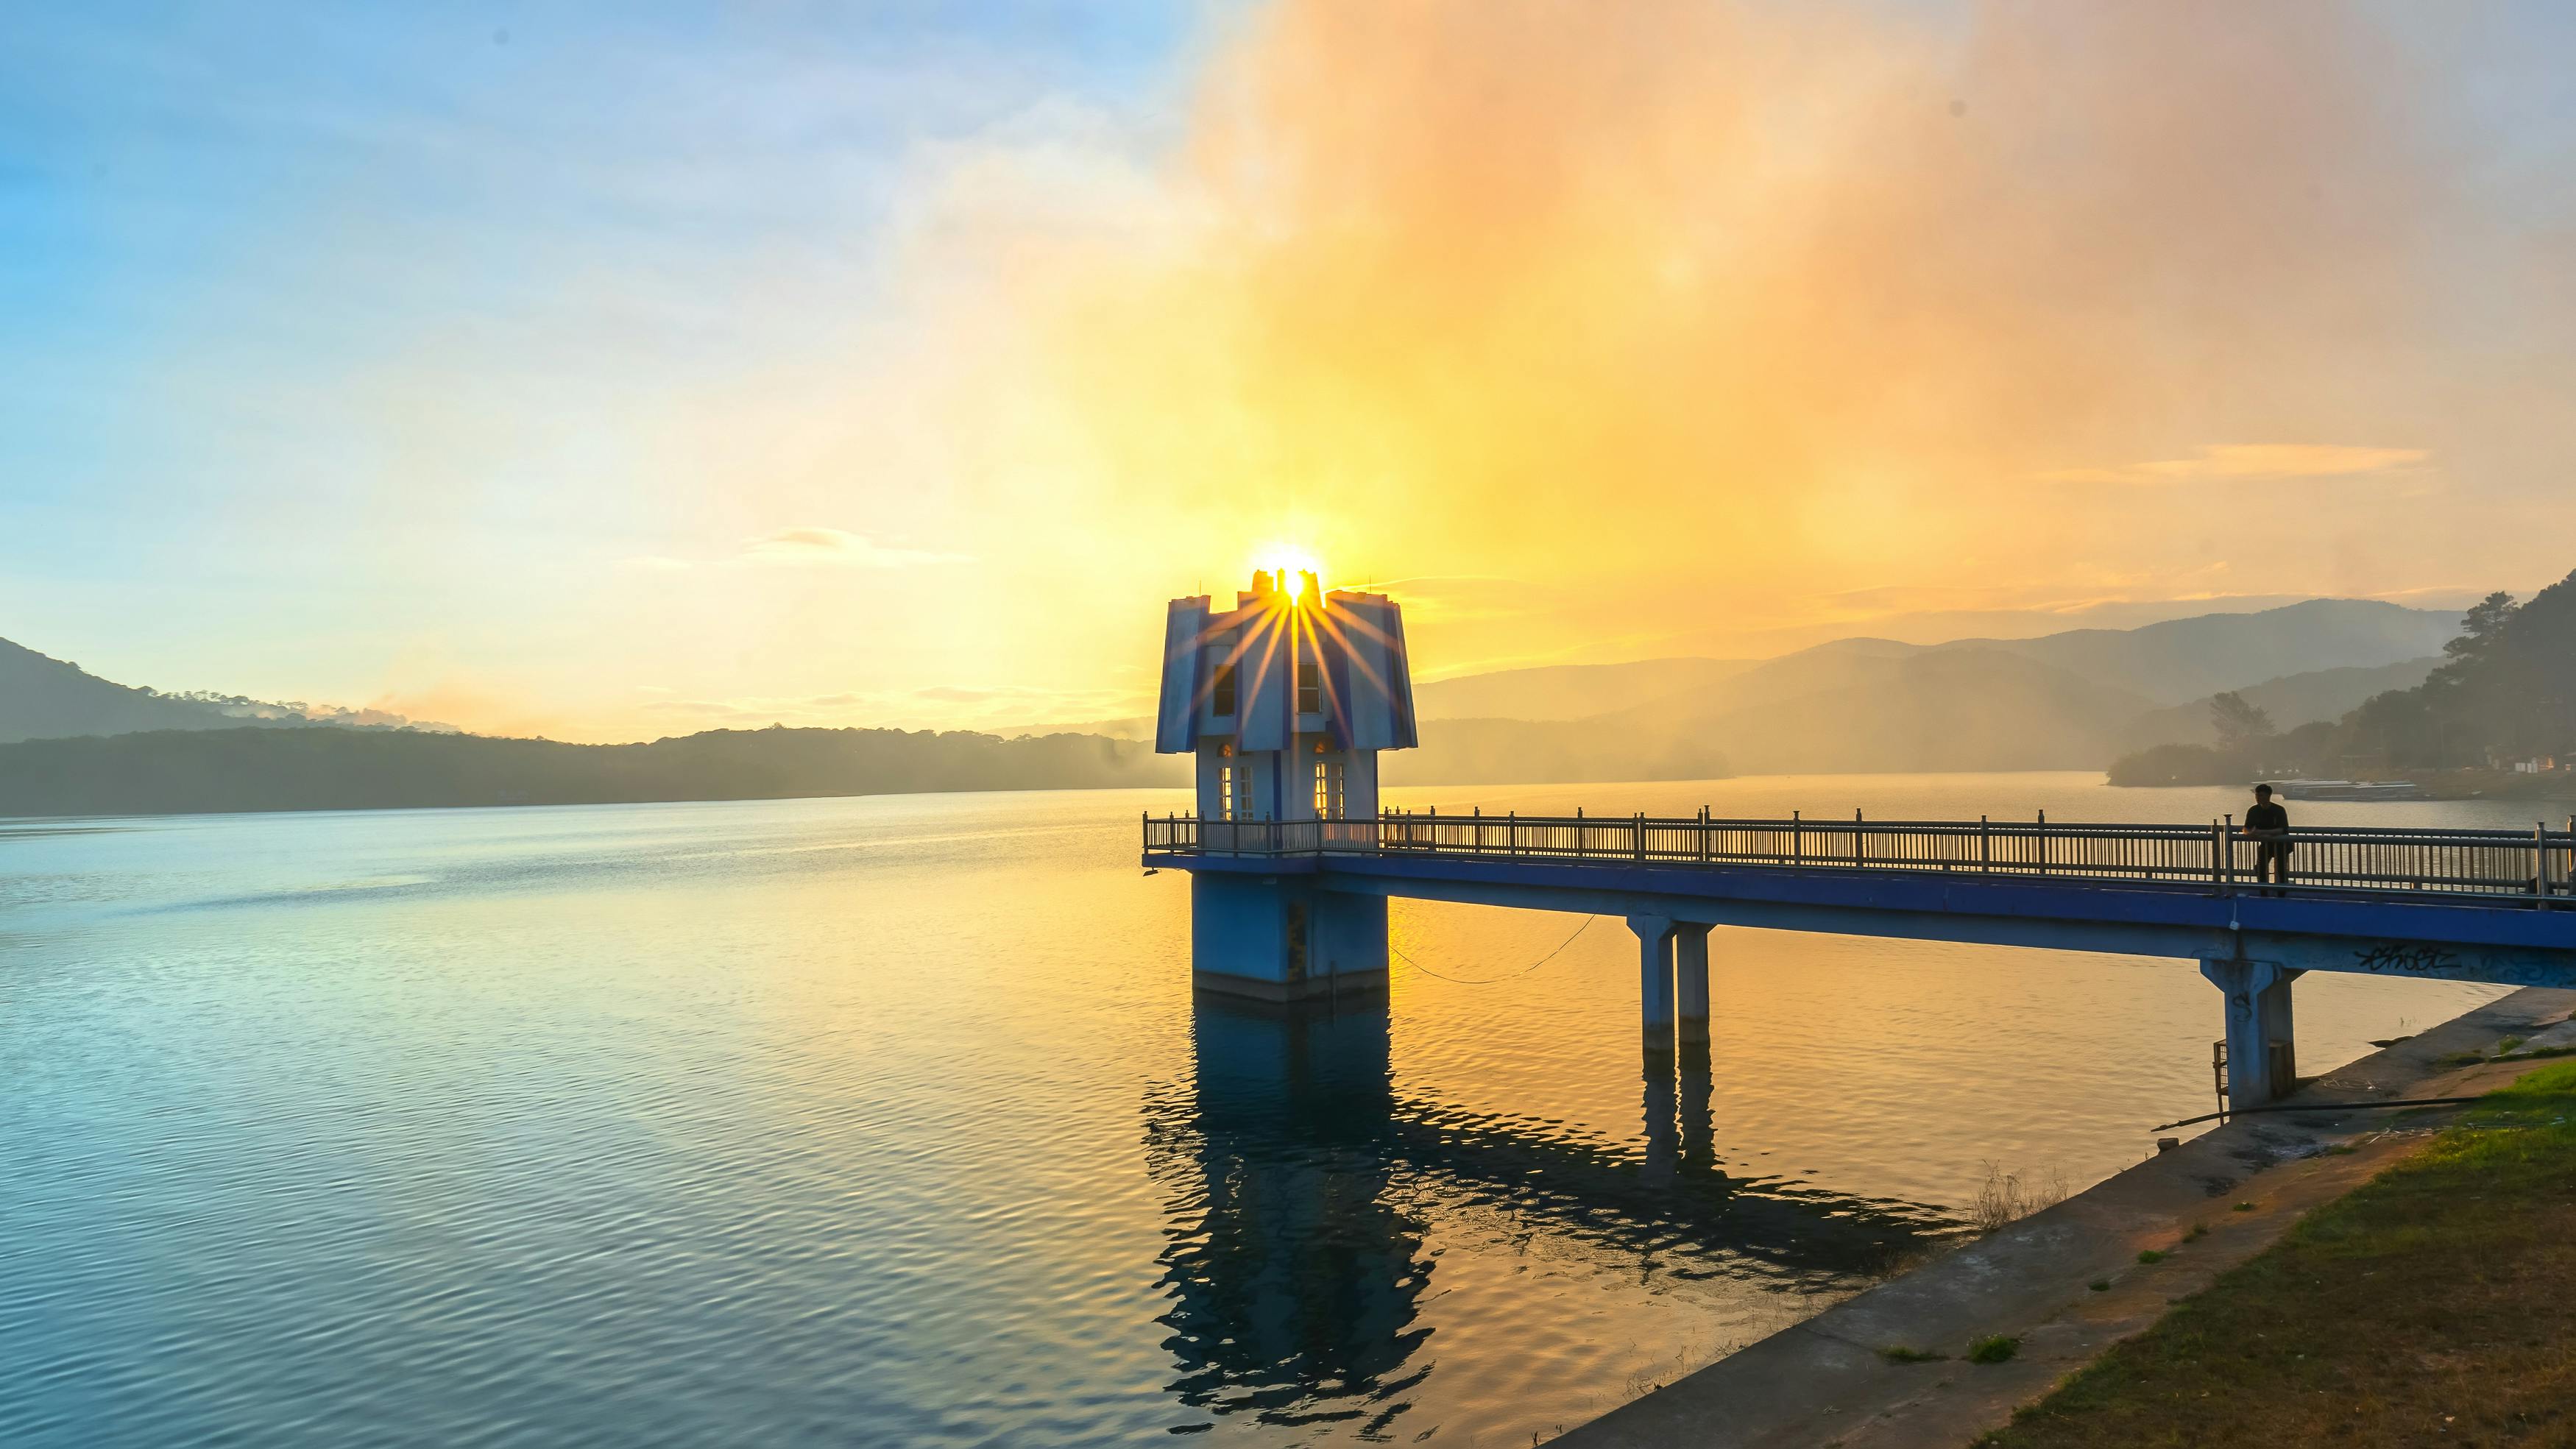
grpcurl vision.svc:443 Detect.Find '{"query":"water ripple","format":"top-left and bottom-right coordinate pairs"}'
top-left (0, 782), bottom-right (2513, 1446)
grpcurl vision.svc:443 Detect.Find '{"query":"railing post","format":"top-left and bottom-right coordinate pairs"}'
top-left (2222, 814), bottom-right (2236, 895)
top-left (1635, 811), bottom-right (1646, 861)
top-left (2539, 822), bottom-right (2552, 899)
top-left (1699, 804), bottom-right (1711, 862)
top-left (2037, 809), bottom-right (2048, 876)
top-left (1853, 808), bottom-right (1864, 868)
top-left (1980, 814), bottom-right (1991, 873)
top-left (1791, 810), bottom-right (1801, 867)
top-left (1509, 809), bottom-right (1518, 857)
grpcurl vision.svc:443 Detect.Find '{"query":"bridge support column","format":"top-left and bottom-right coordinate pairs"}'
top-left (2199, 957), bottom-right (2302, 1109)
top-left (1192, 874), bottom-right (1388, 1004)
top-left (1630, 915), bottom-right (1676, 1057)
top-left (1674, 924), bottom-right (1712, 1049)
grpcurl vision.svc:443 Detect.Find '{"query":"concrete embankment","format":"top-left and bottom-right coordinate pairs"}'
top-left (1553, 986), bottom-right (2576, 1449)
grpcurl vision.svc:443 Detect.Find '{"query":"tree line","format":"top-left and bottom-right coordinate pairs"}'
top-left (0, 724), bottom-right (1185, 817)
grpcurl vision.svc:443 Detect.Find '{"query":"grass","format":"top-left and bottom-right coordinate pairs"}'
top-left (2232, 1201), bottom-right (2258, 1212)
top-left (1971, 1161), bottom-right (2070, 1233)
top-left (2087, 1279), bottom-right (2111, 1292)
top-left (2183, 1224), bottom-right (2208, 1242)
top-left (1967, 1335), bottom-right (2020, 1365)
top-left (2134, 1249), bottom-right (2167, 1264)
top-left (1979, 1061), bottom-right (2576, 1446)
top-left (1881, 1346), bottom-right (1946, 1364)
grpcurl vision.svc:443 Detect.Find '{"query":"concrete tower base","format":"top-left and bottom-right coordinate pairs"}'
top-left (1192, 873), bottom-right (1390, 1004)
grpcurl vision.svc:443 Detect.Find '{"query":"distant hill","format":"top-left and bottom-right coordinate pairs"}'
top-left (1412, 657), bottom-right (1760, 722)
top-left (1407, 600), bottom-right (2455, 725)
top-left (6, 596), bottom-right (2471, 806)
top-left (2117, 658), bottom-right (2441, 751)
top-left (2104, 567), bottom-right (2576, 786)
top-left (1381, 599), bottom-right (2460, 782)
top-left (1387, 647), bottom-right (2152, 784)
top-left (0, 636), bottom-right (449, 745)
top-left (1636, 648), bottom-right (2158, 774)
top-left (0, 725), bottom-right (1184, 818)
top-left (1958, 599), bottom-right (2457, 705)
top-left (0, 637), bottom-right (246, 743)
top-left (1384, 716), bottom-right (1732, 786)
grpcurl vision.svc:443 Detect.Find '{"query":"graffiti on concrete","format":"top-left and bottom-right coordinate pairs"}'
top-left (2351, 943), bottom-right (2465, 975)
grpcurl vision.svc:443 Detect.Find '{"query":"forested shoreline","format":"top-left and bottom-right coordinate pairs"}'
top-left (2109, 567), bottom-right (2576, 787)
top-left (0, 724), bottom-right (1184, 818)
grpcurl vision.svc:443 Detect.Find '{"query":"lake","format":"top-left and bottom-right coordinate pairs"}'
top-left (0, 774), bottom-right (2536, 1446)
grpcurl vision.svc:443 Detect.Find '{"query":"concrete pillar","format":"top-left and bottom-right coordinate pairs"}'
top-left (2198, 957), bottom-right (2303, 1109)
top-left (1192, 874), bottom-right (1389, 1003)
top-left (1630, 915), bottom-right (1676, 1057)
top-left (1674, 923), bottom-right (1712, 1049)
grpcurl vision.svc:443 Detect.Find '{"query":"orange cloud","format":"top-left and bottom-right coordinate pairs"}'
top-left (939, 0), bottom-right (2492, 675)
top-left (2037, 444), bottom-right (2431, 485)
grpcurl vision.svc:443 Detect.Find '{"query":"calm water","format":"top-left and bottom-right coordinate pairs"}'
top-left (0, 774), bottom-right (2540, 1446)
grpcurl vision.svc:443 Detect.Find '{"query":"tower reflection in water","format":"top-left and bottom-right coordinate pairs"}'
top-left (1142, 995), bottom-right (1953, 1434)
top-left (1144, 996), bottom-right (1429, 1436)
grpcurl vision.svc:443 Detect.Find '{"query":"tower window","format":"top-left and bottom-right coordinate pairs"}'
top-left (1210, 662), bottom-right (1236, 718)
top-left (1219, 763), bottom-right (1252, 821)
top-left (1312, 758), bottom-right (1344, 820)
top-left (1296, 651), bottom-right (1320, 714)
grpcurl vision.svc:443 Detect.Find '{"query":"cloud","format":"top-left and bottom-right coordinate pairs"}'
top-left (2037, 445), bottom-right (2430, 486)
top-left (738, 526), bottom-right (970, 567)
top-left (618, 528), bottom-right (970, 573)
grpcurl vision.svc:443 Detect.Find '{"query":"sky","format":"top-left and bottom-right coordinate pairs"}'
top-left (6, 1), bottom-right (2576, 742)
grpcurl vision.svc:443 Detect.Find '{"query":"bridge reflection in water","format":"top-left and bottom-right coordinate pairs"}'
top-left (1141, 995), bottom-right (1955, 1433)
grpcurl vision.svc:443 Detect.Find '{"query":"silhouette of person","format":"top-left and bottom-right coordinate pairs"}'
top-left (2243, 784), bottom-right (2291, 893)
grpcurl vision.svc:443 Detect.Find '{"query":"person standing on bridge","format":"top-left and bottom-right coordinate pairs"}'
top-left (2243, 784), bottom-right (2293, 893)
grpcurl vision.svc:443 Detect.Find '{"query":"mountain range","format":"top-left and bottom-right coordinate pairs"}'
top-left (0, 598), bottom-right (2462, 813)
top-left (0, 637), bottom-right (447, 745)
top-left (1388, 599), bottom-right (2452, 782)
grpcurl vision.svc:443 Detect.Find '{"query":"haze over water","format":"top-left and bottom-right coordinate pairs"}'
top-left (0, 776), bottom-right (2527, 1445)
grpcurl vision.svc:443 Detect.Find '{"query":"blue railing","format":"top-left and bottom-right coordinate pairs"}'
top-left (1143, 809), bottom-right (2576, 903)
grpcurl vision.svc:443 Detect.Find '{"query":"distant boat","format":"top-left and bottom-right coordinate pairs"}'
top-left (2268, 778), bottom-right (2426, 801)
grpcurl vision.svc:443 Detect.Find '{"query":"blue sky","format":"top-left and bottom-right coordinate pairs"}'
top-left (2, 3), bottom-right (1211, 729)
top-left (7, 3), bottom-right (2576, 739)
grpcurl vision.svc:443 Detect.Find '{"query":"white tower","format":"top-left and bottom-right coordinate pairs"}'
top-left (1153, 569), bottom-right (1418, 999)
top-left (1154, 569), bottom-right (1418, 830)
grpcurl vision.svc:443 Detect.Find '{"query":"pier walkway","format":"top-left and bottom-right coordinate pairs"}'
top-left (1144, 810), bottom-right (2576, 1108)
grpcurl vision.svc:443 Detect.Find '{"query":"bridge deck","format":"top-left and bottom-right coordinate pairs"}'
top-left (1143, 812), bottom-right (2576, 985)
top-left (1148, 810), bottom-right (2576, 903)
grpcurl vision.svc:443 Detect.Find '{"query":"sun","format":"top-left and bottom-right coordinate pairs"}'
top-left (1252, 544), bottom-right (1324, 600)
